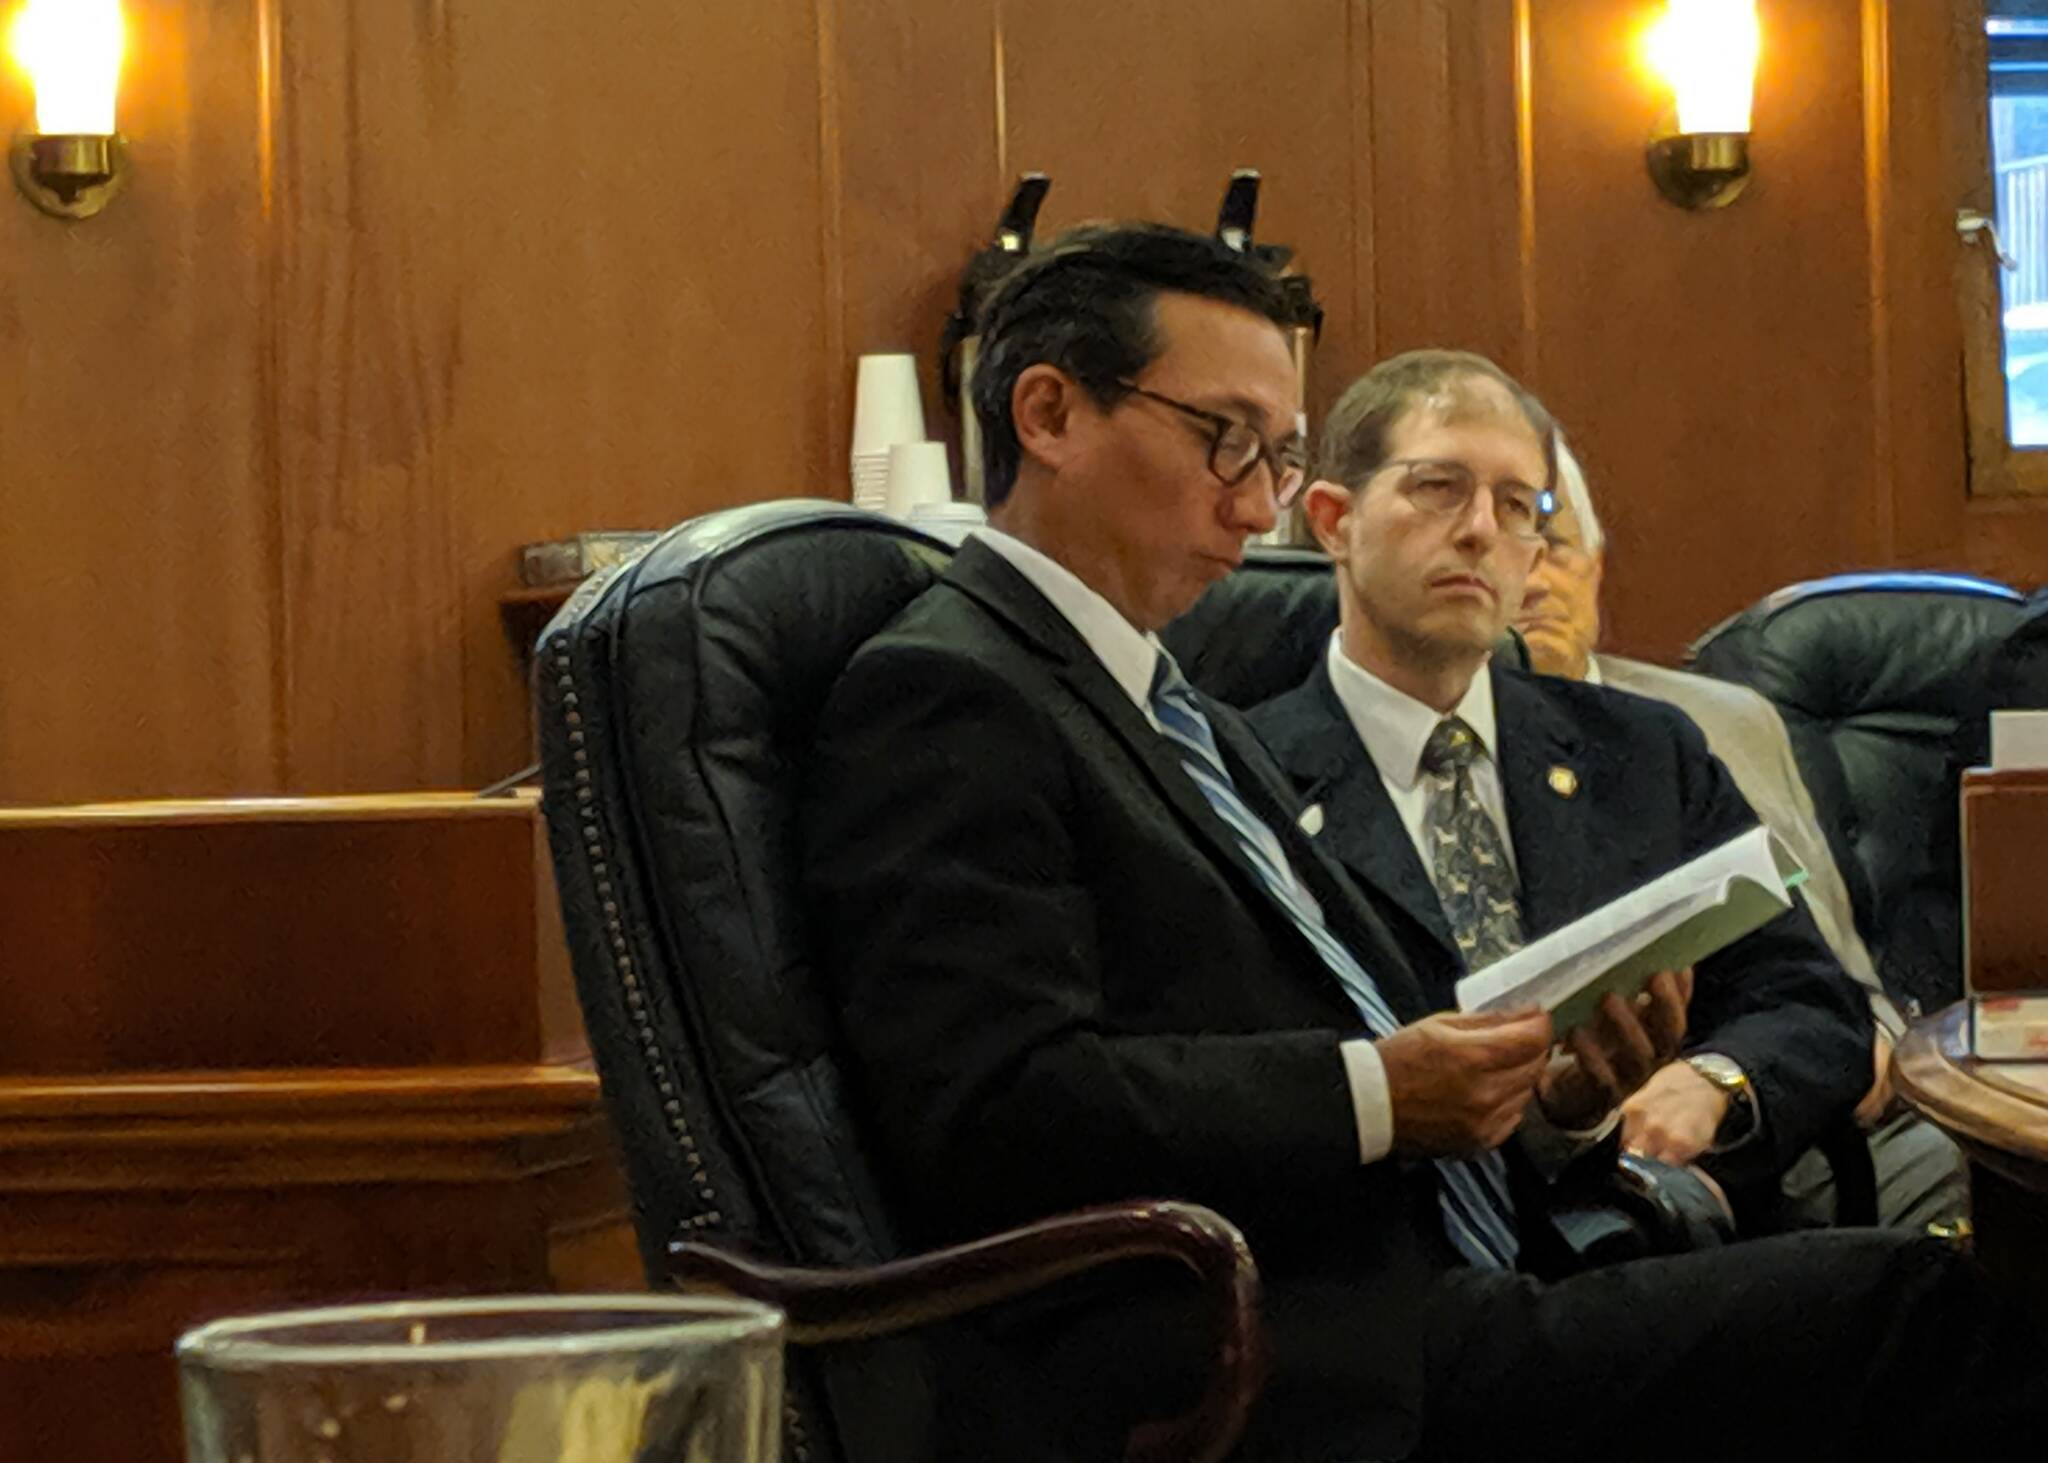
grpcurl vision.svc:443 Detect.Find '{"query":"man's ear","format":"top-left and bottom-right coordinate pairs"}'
top-left (1011, 364), bottom-right (1086, 474)
top-left (1303, 479), bottom-right (1353, 557)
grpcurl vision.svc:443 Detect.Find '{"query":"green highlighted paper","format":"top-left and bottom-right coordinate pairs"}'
top-left (1455, 825), bottom-right (1807, 1037)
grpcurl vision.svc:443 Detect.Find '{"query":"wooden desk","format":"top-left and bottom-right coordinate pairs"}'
top-left (1895, 1003), bottom-right (2048, 1311)
top-left (0, 793), bottom-right (640, 1463)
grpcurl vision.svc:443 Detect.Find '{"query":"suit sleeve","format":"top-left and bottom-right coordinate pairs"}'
top-left (1670, 711), bottom-right (1874, 1184)
top-left (800, 639), bottom-right (1365, 1240)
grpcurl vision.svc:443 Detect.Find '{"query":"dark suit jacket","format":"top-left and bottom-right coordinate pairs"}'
top-left (1250, 659), bottom-right (1874, 1189)
top-left (801, 540), bottom-right (1462, 1461)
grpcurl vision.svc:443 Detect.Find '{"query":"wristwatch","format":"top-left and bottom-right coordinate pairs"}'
top-left (1685, 1052), bottom-right (1760, 1153)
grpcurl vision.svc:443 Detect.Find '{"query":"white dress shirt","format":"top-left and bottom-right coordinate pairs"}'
top-left (1323, 633), bottom-right (1520, 878)
top-left (1323, 633), bottom-right (1622, 1152)
top-left (971, 527), bottom-right (1398, 1164)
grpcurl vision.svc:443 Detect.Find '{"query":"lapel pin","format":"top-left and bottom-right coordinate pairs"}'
top-left (1547, 765), bottom-right (1579, 799)
top-left (1298, 803), bottom-right (1325, 836)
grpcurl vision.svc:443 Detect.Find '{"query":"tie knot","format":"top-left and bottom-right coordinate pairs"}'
top-left (1149, 651), bottom-right (1194, 710)
top-left (1421, 717), bottom-right (1482, 777)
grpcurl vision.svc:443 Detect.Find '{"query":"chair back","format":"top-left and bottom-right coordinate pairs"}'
top-left (1162, 547), bottom-right (1527, 709)
top-left (536, 501), bottom-right (954, 1463)
top-left (1687, 571), bottom-right (2027, 1015)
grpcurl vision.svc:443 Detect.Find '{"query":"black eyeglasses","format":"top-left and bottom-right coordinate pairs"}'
top-left (1115, 382), bottom-right (1308, 508)
top-left (1376, 459), bottom-right (1555, 543)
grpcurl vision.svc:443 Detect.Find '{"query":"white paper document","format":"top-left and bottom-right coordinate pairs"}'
top-left (1454, 825), bottom-right (1807, 1037)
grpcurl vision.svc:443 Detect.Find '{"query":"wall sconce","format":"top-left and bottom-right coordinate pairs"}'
top-left (1645, 0), bottom-right (1758, 210)
top-left (9, 0), bottom-right (127, 220)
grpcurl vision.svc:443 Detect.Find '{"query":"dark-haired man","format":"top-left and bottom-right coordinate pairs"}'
top-left (801, 225), bottom-right (2045, 1463)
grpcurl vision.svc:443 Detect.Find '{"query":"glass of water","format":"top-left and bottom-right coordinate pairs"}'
top-left (177, 1294), bottom-right (783, 1463)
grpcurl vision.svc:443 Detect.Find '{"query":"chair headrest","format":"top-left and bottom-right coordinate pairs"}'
top-left (1687, 570), bottom-right (2025, 723)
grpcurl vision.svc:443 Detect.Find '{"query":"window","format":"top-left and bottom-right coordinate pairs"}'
top-left (1990, 9), bottom-right (2048, 445)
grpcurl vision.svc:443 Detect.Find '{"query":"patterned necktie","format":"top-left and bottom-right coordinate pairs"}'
top-left (1149, 655), bottom-right (1519, 1270)
top-left (1420, 718), bottom-right (1525, 971)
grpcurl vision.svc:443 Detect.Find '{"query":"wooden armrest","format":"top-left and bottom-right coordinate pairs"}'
top-left (667, 1198), bottom-right (1263, 1463)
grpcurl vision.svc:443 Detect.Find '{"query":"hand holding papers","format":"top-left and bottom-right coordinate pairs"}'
top-left (1455, 825), bottom-right (1808, 1038)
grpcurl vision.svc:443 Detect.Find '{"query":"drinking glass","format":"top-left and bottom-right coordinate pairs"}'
top-left (178, 1294), bottom-right (783, 1463)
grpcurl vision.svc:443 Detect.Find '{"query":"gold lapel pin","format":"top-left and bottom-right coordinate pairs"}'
top-left (1547, 765), bottom-right (1579, 799)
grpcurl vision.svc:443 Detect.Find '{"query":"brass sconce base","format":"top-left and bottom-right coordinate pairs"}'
top-left (1646, 131), bottom-right (1750, 211)
top-left (11, 132), bottom-right (128, 220)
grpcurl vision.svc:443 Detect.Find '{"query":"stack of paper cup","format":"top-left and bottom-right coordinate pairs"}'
top-left (885, 442), bottom-right (953, 520)
top-left (850, 354), bottom-right (927, 511)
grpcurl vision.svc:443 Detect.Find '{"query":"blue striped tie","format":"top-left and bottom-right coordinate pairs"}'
top-left (1149, 653), bottom-right (1519, 1270)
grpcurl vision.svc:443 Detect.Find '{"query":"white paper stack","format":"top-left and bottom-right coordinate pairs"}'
top-left (1454, 825), bottom-right (1807, 1036)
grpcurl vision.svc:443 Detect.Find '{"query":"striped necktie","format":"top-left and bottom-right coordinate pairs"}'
top-left (1149, 653), bottom-right (1519, 1270)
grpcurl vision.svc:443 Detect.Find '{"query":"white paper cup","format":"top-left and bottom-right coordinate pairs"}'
top-left (885, 442), bottom-right (953, 519)
top-left (850, 354), bottom-right (928, 458)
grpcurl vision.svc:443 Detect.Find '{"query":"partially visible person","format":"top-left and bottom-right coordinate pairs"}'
top-left (1515, 436), bottom-right (1968, 1231)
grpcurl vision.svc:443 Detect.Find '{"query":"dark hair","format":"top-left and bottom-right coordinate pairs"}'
top-left (969, 222), bottom-right (1297, 507)
top-left (1318, 349), bottom-right (1558, 491)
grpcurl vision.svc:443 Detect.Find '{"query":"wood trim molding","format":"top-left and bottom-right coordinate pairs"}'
top-left (0, 1064), bottom-right (610, 1192)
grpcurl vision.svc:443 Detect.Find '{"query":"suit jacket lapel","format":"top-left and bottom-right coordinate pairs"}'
top-left (1258, 667), bottom-right (1461, 984)
top-left (943, 542), bottom-right (1306, 925)
top-left (1208, 708), bottom-right (1435, 1025)
top-left (1492, 665), bottom-right (1591, 936)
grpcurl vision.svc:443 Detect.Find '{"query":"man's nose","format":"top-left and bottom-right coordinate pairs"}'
top-left (1228, 470), bottom-right (1280, 537)
top-left (1452, 485), bottom-right (1502, 546)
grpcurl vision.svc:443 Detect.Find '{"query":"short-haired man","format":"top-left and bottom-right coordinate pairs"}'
top-left (1250, 350), bottom-right (1872, 1211)
top-left (1515, 438), bottom-right (1968, 1230)
top-left (802, 231), bottom-right (2043, 1462)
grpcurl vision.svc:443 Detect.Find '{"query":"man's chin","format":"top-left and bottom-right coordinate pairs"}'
top-left (1514, 625), bottom-right (1585, 678)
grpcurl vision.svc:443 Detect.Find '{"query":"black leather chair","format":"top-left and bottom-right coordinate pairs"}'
top-left (536, 501), bottom-right (1272, 1463)
top-left (536, 503), bottom-right (1724, 1463)
top-left (1688, 571), bottom-right (2031, 1019)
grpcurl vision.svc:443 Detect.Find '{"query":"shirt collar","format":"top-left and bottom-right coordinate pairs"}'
top-left (1582, 654), bottom-right (1604, 686)
top-left (970, 526), bottom-right (1163, 713)
top-left (1324, 633), bottom-right (1499, 790)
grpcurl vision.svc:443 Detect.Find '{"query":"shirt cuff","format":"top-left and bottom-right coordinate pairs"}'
top-left (1340, 1037), bottom-right (1395, 1164)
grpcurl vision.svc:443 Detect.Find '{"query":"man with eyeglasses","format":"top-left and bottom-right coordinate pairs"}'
top-left (1515, 436), bottom-right (1967, 1232)
top-left (803, 235), bottom-right (2048, 1462)
top-left (1254, 349), bottom-right (1869, 1210)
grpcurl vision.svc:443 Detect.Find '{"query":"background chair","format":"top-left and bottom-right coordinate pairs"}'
top-left (1688, 571), bottom-right (2030, 1019)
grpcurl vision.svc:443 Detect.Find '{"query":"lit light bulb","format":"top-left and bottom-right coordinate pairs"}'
top-left (11, 0), bottom-right (126, 136)
top-left (1648, 0), bottom-right (1759, 135)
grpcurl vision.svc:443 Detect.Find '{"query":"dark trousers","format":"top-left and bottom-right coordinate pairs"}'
top-left (1418, 1230), bottom-right (2042, 1462)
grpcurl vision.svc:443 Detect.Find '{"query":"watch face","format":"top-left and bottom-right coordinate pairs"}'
top-left (1689, 1054), bottom-right (1745, 1089)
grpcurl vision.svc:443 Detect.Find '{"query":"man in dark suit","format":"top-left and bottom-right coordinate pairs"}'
top-left (1250, 350), bottom-right (1870, 1202)
top-left (801, 226), bottom-right (2045, 1462)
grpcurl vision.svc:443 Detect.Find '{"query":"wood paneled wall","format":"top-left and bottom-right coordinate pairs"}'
top-left (1, 0), bottom-right (2037, 803)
